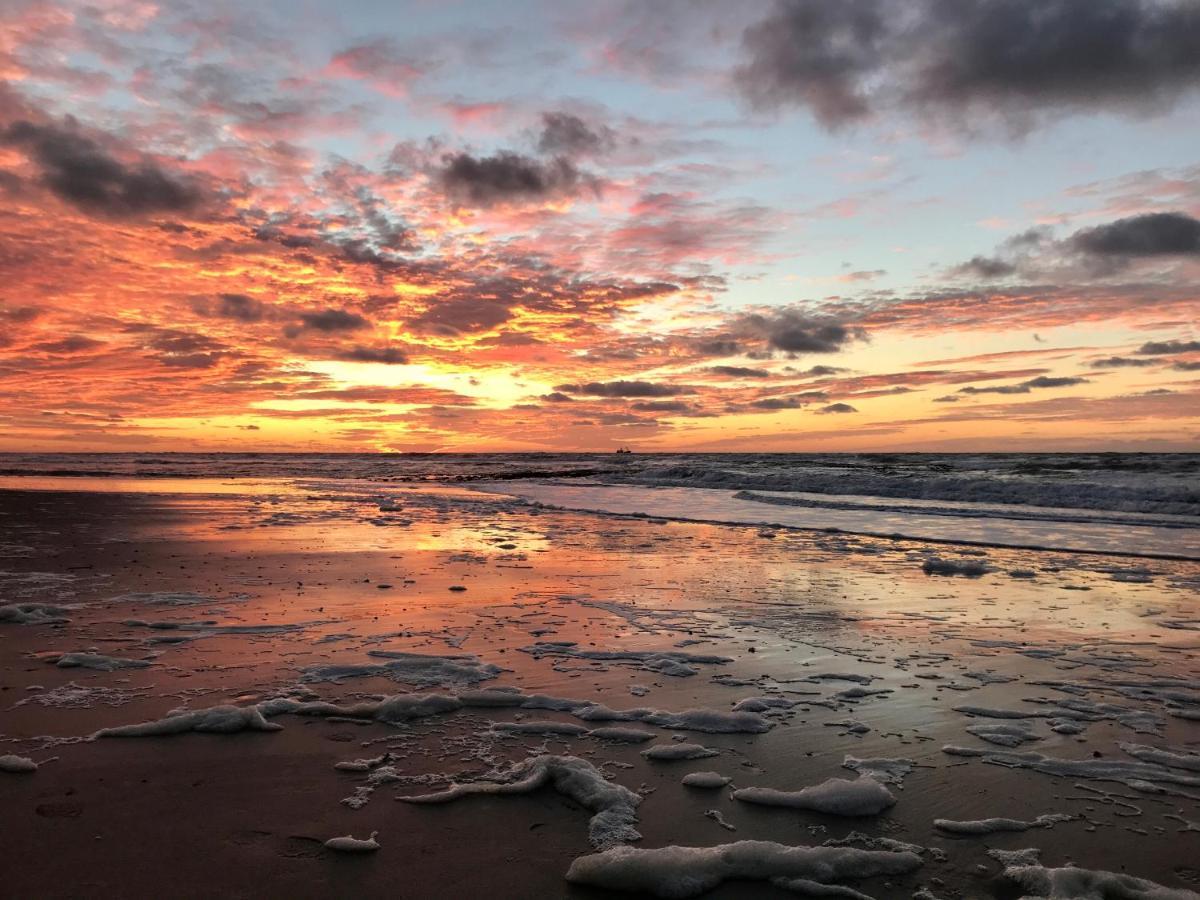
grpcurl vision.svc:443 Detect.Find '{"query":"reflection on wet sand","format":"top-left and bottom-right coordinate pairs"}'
top-left (1, 481), bottom-right (1198, 899)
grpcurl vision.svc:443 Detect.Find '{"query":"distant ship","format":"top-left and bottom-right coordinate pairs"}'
top-left (614, 446), bottom-right (633, 454)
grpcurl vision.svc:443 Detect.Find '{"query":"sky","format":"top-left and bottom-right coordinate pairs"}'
top-left (1, 0), bottom-right (1198, 453)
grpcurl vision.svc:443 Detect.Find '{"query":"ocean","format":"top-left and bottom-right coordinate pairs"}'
top-left (1, 452), bottom-right (1197, 559)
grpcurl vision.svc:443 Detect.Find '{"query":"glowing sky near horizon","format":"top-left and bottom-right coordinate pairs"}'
top-left (1, 0), bottom-right (1198, 452)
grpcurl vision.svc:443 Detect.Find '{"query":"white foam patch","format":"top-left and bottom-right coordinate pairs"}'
top-left (0, 754), bottom-right (38, 773)
top-left (942, 745), bottom-right (1200, 796)
top-left (565, 841), bottom-right (922, 898)
top-left (1119, 742), bottom-right (1200, 773)
top-left (934, 813), bottom-right (1072, 835)
top-left (733, 697), bottom-right (799, 713)
top-left (399, 755), bottom-right (641, 850)
top-left (1004, 863), bottom-right (1198, 899)
top-left (589, 727), bottom-right (657, 743)
top-left (987, 847), bottom-right (1041, 866)
top-left (300, 651), bottom-right (503, 687)
top-left (841, 757), bottom-right (914, 786)
top-left (88, 690), bottom-right (771, 742)
top-left (324, 832), bottom-right (379, 852)
top-left (50, 652), bottom-right (152, 672)
top-left (0, 602), bottom-right (72, 624)
top-left (641, 743), bottom-right (719, 761)
top-left (734, 777), bottom-right (897, 816)
top-left (965, 722), bottom-right (1040, 747)
top-left (16, 682), bottom-right (151, 709)
top-left (955, 700), bottom-right (1162, 735)
top-left (93, 704), bottom-right (283, 737)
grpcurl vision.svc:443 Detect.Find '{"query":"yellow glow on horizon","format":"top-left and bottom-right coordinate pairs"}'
top-left (304, 360), bottom-right (554, 406)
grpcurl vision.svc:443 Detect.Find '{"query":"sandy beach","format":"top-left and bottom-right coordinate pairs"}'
top-left (2, 477), bottom-right (1198, 899)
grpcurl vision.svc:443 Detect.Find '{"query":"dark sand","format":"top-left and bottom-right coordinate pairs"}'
top-left (2, 484), bottom-right (1198, 898)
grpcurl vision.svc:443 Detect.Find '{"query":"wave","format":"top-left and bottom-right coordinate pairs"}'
top-left (731, 490), bottom-right (1199, 530)
top-left (603, 464), bottom-right (1200, 517)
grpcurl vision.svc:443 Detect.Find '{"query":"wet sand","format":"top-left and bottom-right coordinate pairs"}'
top-left (2, 483), bottom-right (1198, 898)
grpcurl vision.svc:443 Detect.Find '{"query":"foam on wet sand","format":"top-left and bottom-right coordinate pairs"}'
top-left (733, 777), bottom-right (897, 816)
top-left (399, 755), bottom-right (641, 850)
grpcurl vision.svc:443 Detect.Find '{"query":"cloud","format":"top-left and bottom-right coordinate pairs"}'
top-left (1070, 212), bottom-right (1200, 258)
top-left (436, 150), bottom-right (597, 207)
top-left (1137, 339), bottom-right (1200, 355)
top-left (555, 380), bottom-right (690, 397)
top-left (326, 39), bottom-right (426, 96)
top-left (959, 375), bottom-right (1089, 395)
top-left (537, 112), bottom-right (616, 157)
top-left (953, 255), bottom-right (1018, 279)
top-left (737, 310), bottom-right (866, 354)
top-left (335, 346), bottom-right (409, 364)
top-left (817, 402), bottom-right (857, 414)
top-left (409, 297), bottom-right (512, 336)
top-left (1, 120), bottom-right (202, 219)
top-left (1174, 360), bottom-right (1200, 371)
top-left (1088, 356), bottom-right (1157, 369)
top-left (735, 0), bottom-right (1200, 133)
top-left (708, 365), bottom-right (771, 378)
top-left (192, 293), bottom-right (267, 322)
top-left (629, 400), bottom-right (694, 413)
top-left (293, 309), bottom-right (369, 333)
top-left (32, 335), bottom-right (106, 354)
top-left (953, 215), bottom-right (1200, 282)
top-left (749, 393), bottom-right (824, 410)
top-left (796, 365), bottom-right (847, 377)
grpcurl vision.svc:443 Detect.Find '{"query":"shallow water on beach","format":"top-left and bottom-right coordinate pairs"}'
top-left (1, 476), bottom-right (1198, 898)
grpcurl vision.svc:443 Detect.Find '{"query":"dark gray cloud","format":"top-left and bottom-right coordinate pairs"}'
top-left (409, 297), bottom-right (512, 336)
top-left (0, 305), bottom-right (41, 323)
top-left (1088, 356), bottom-right (1157, 369)
top-left (555, 380), bottom-right (690, 398)
top-left (191, 293), bottom-right (268, 322)
top-left (123, 326), bottom-right (230, 369)
top-left (293, 309), bottom-right (369, 333)
top-left (953, 255), bottom-right (1018, 279)
top-left (1071, 212), bottom-right (1200, 258)
top-left (336, 346), bottom-right (409, 364)
top-left (750, 395), bottom-right (809, 410)
top-left (1174, 360), bottom-right (1200, 371)
top-left (1, 120), bottom-right (202, 218)
top-left (817, 402), bottom-right (857, 414)
top-left (736, 0), bottom-right (1200, 132)
top-left (33, 335), bottom-right (105, 354)
top-left (630, 400), bottom-right (695, 413)
top-left (738, 310), bottom-right (865, 354)
top-left (795, 364), bottom-right (847, 377)
top-left (437, 150), bottom-right (597, 207)
top-left (959, 375), bottom-right (1089, 395)
top-left (954, 214), bottom-right (1200, 281)
top-left (1137, 339), bottom-right (1200, 355)
top-left (537, 112), bottom-right (616, 158)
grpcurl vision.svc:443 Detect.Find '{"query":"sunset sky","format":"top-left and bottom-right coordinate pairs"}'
top-left (1, 0), bottom-right (1198, 452)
